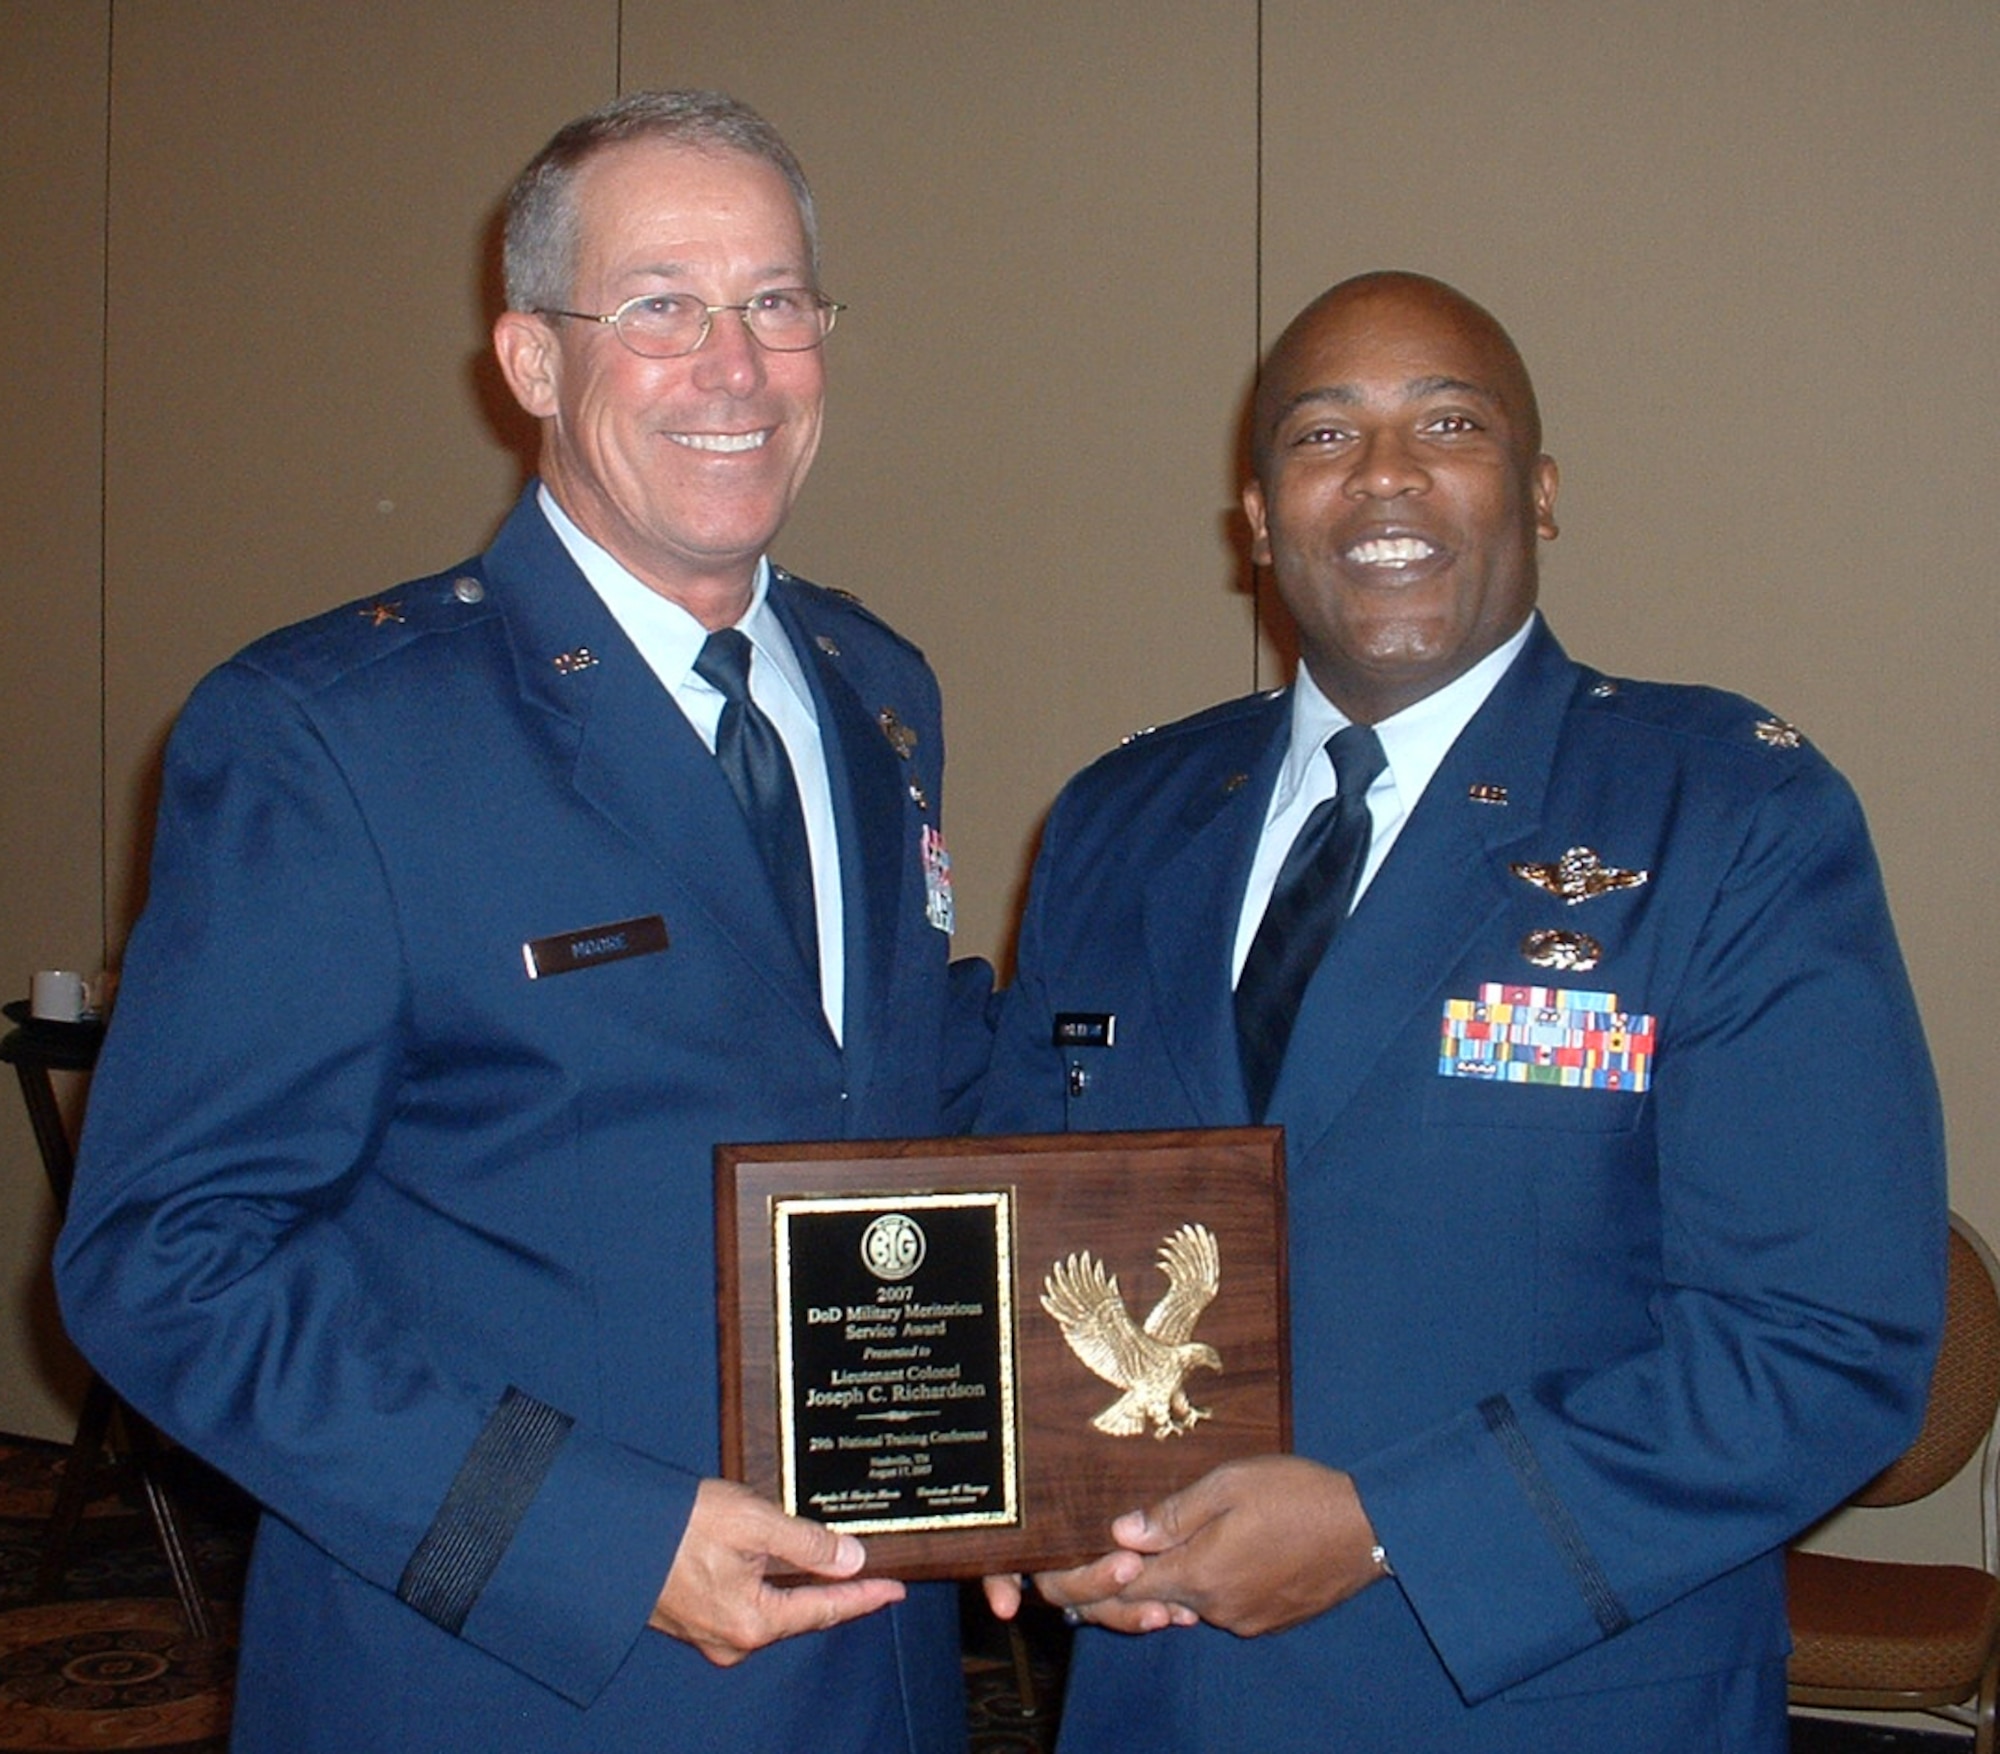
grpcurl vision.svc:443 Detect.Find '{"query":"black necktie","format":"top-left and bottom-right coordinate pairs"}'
top-left (1234, 723), bottom-right (1388, 1121)
top-left (694, 629), bottom-right (820, 980)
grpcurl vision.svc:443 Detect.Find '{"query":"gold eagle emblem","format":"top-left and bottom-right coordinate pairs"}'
top-left (1040, 1224), bottom-right (1223, 1439)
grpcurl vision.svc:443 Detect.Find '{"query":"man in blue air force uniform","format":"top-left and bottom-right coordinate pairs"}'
top-left (981, 271), bottom-right (1945, 1751)
top-left (58, 92), bottom-right (987, 1753)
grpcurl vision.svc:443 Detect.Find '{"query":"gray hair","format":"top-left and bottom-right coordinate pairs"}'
top-left (502, 89), bottom-right (819, 312)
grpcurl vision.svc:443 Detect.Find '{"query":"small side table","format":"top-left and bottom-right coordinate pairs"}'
top-left (2, 1000), bottom-right (217, 1640)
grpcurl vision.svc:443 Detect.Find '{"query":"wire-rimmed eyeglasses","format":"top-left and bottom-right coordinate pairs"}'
top-left (535, 288), bottom-right (843, 359)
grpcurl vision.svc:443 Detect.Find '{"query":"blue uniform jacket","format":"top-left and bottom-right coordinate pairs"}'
top-left (57, 490), bottom-right (987, 1753)
top-left (979, 619), bottom-right (1944, 1751)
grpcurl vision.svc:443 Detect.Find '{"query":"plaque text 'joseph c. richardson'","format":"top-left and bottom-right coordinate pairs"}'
top-left (720, 1130), bottom-right (1289, 1579)
top-left (774, 1191), bottom-right (1019, 1535)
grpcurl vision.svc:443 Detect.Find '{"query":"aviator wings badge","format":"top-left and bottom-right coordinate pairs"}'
top-left (1511, 846), bottom-right (1649, 905)
top-left (1041, 1224), bottom-right (1222, 1439)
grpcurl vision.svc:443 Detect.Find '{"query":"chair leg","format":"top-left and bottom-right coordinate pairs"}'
top-left (33, 1373), bottom-right (116, 1600)
top-left (1977, 1645), bottom-right (1998, 1754)
top-left (1007, 1619), bottom-right (1042, 1719)
top-left (34, 1378), bottom-right (217, 1641)
top-left (119, 1404), bottom-right (217, 1642)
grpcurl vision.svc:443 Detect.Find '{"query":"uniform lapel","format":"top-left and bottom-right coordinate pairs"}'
top-left (482, 494), bottom-right (827, 1035)
top-left (1138, 698), bottom-right (1290, 1123)
top-left (768, 577), bottom-right (919, 1090)
top-left (1270, 624), bottom-right (1582, 1159)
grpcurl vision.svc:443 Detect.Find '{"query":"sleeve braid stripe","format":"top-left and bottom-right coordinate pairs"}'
top-left (397, 1387), bottom-right (575, 1633)
top-left (1480, 1393), bottom-right (1631, 1640)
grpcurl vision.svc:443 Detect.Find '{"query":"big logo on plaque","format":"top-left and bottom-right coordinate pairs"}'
top-left (718, 1129), bottom-right (1288, 1579)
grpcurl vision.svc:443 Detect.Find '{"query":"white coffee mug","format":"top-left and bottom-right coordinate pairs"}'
top-left (30, 969), bottom-right (88, 1022)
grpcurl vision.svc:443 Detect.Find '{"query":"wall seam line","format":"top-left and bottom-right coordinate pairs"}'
top-left (97, 0), bottom-right (116, 966)
top-left (1251, 0), bottom-right (1266, 693)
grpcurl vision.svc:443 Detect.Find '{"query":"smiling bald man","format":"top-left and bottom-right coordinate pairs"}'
top-left (979, 271), bottom-right (1944, 1753)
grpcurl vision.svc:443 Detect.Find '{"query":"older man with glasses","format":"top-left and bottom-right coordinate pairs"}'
top-left (58, 90), bottom-right (989, 1754)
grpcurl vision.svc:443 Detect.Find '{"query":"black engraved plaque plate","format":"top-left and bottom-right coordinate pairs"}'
top-left (775, 1192), bottom-right (1017, 1532)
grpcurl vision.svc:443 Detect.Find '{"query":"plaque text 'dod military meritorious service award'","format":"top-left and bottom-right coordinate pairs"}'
top-left (717, 1129), bottom-right (1289, 1580)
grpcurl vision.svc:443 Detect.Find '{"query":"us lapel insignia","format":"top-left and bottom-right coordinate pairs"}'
top-left (551, 647), bottom-right (598, 675)
top-left (1223, 772), bottom-right (1250, 794)
top-left (815, 633), bottom-right (841, 658)
top-left (879, 707), bottom-right (918, 760)
top-left (908, 779), bottom-right (930, 812)
top-left (1754, 717), bottom-right (1803, 749)
top-left (1468, 783), bottom-right (1509, 805)
top-left (1511, 846), bottom-right (1649, 905)
top-left (1521, 927), bottom-right (1603, 971)
top-left (360, 599), bottom-right (405, 627)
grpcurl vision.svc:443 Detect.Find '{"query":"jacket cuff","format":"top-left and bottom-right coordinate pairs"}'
top-left (409, 1390), bottom-right (698, 1705)
top-left (1351, 1395), bottom-right (1628, 1703)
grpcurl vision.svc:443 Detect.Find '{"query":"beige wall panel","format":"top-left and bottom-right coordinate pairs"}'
top-left (1258, 1), bottom-right (1996, 1210)
top-left (0, 2), bottom-right (111, 1440)
top-left (622, 3), bottom-right (1262, 967)
top-left (1262, 0), bottom-right (2000, 1592)
top-left (100, 1), bottom-right (620, 947)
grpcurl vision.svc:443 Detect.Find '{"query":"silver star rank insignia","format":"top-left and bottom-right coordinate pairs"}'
top-left (1511, 846), bottom-right (1650, 905)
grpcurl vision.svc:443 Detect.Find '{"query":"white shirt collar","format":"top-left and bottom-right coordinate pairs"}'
top-left (536, 483), bottom-right (814, 718)
top-left (1281, 611), bottom-right (1538, 813)
top-left (1232, 615), bottom-right (1537, 983)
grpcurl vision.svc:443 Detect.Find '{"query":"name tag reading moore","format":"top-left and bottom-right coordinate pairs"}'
top-left (717, 1129), bottom-right (1289, 1580)
top-left (522, 914), bottom-right (669, 980)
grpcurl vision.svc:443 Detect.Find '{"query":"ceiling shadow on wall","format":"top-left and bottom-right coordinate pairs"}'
top-left (989, 371), bottom-right (1290, 993)
top-left (1224, 367), bottom-right (1299, 691)
top-left (106, 717), bottom-right (171, 964)
top-left (14, 1172), bottom-right (92, 1425)
top-left (106, 213), bottom-right (533, 964)
top-left (466, 199), bottom-right (540, 544)
top-left (987, 807), bottom-right (1043, 992)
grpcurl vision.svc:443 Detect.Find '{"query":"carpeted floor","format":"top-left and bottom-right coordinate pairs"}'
top-left (1790, 1724), bottom-right (1970, 1752)
top-left (0, 1432), bottom-right (1066, 1752)
top-left (0, 1434), bottom-right (244, 1751)
top-left (0, 1432), bottom-right (1969, 1751)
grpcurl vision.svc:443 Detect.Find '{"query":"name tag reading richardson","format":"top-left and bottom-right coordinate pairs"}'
top-left (718, 1130), bottom-right (1289, 1581)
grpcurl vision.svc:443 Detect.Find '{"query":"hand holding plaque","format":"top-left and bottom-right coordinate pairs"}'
top-left (717, 1129), bottom-right (1289, 1580)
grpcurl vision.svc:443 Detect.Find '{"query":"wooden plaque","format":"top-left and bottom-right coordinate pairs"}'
top-left (717, 1128), bottom-right (1289, 1580)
